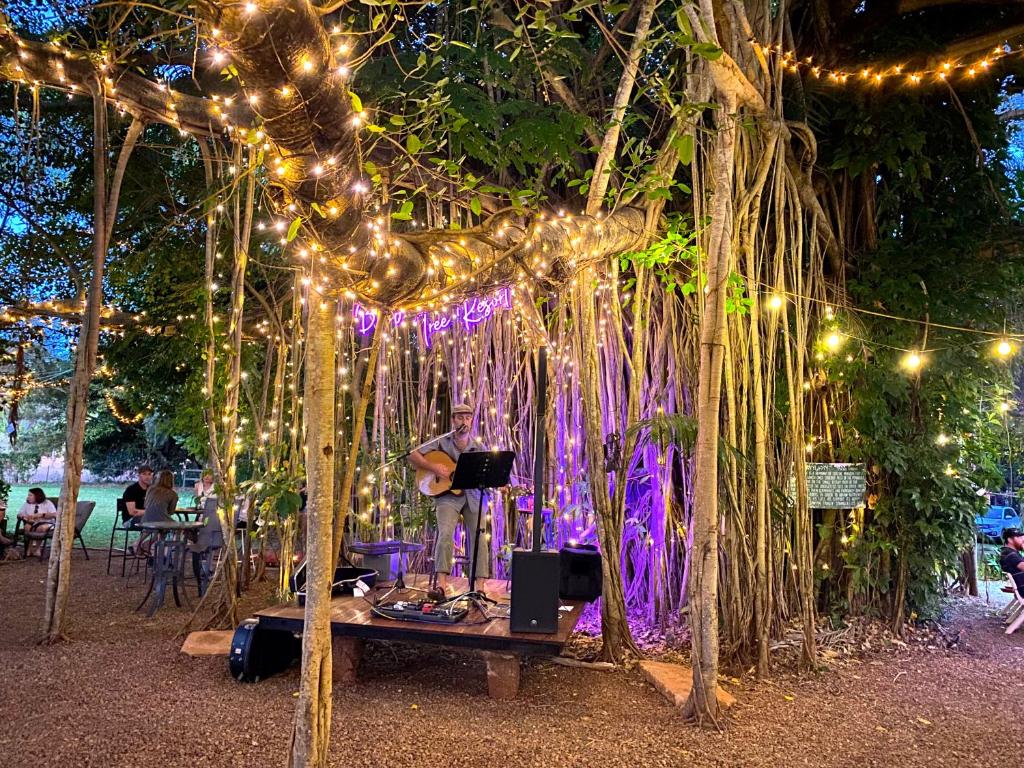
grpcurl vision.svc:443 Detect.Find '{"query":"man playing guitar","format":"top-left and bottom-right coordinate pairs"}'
top-left (409, 403), bottom-right (488, 595)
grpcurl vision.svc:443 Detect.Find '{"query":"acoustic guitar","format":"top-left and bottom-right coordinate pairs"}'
top-left (416, 450), bottom-right (463, 497)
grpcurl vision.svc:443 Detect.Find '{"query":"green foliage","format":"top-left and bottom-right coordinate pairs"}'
top-left (242, 464), bottom-right (305, 521)
top-left (833, 244), bottom-right (1015, 617)
top-left (619, 216), bottom-right (750, 314)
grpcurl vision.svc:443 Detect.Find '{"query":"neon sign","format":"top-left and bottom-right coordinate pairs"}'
top-left (353, 287), bottom-right (512, 346)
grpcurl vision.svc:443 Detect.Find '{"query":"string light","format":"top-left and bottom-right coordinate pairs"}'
top-left (995, 338), bottom-right (1016, 359)
top-left (754, 38), bottom-right (1023, 90)
top-left (104, 392), bottom-right (148, 425)
top-left (902, 350), bottom-right (923, 372)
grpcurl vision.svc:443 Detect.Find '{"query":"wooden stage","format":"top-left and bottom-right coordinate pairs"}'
top-left (252, 576), bottom-right (586, 699)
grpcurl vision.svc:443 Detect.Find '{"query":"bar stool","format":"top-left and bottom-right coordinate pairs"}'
top-left (107, 498), bottom-right (143, 576)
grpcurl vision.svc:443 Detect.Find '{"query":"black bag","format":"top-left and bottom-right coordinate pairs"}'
top-left (289, 559), bottom-right (377, 606)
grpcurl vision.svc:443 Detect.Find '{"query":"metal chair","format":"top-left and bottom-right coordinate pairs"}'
top-left (27, 500), bottom-right (95, 559)
top-left (107, 498), bottom-right (144, 576)
top-left (189, 498), bottom-right (225, 596)
top-left (1004, 572), bottom-right (1024, 635)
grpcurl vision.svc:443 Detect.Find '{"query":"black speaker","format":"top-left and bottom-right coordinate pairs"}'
top-left (229, 618), bottom-right (301, 682)
top-left (510, 549), bottom-right (560, 634)
top-left (559, 544), bottom-right (602, 602)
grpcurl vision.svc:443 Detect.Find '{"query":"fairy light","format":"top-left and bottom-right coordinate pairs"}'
top-left (768, 294), bottom-right (785, 310)
top-left (754, 38), bottom-right (1023, 90)
top-left (902, 350), bottom-right (923, 372)
top-left (995, 339), bottom-right (1015, 358)
top-left (104, 392), bottom-right (147, 425)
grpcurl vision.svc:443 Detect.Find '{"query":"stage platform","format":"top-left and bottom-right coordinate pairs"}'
top-left (251, 575), bottom-right (586, 699)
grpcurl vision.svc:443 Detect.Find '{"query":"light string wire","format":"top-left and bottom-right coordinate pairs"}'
top-left (750, 37), bottom-right (1024, 87)
top-left (759, 281), bottom-right (1024, 340)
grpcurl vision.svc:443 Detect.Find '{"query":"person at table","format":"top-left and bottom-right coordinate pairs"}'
top-left (17, 487), bottom-right (57, 557)
top-left (142, 470), bottom-right (179, 524)
top-left (193, 470), bottom-right (217, 507)
top-left (122, 465), bottom-right (154, 524)
top-left (408, 402), bottom-right (489, 596)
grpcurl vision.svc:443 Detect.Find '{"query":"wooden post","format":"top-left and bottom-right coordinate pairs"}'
top-left (481, 651), bottom-right (521, 700)
top-left (331, 636), bottom-right (364, 684)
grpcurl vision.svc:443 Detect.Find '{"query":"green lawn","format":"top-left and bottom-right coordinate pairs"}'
top-left (4, 483), bottom-right (192, 549)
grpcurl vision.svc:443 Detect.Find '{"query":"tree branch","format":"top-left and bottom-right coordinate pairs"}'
top-left (898, 0), bottom-right (1024, 13)
top-left (926, 22), bottom-right (1024, 66)
top-left (0, 26), bottom-right (251, 136)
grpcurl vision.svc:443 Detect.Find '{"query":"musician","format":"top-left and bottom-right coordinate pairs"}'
top-left (409, 403), bottom-right (489, 595)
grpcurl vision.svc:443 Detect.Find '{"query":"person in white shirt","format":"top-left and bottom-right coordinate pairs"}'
top-left (194, 470), bottom-right (217, 507)
top-left (17, 487), bottom-right (57, 557)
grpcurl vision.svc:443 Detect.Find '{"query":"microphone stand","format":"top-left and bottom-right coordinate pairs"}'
top-left (372, 427), bottom-right (460, 606)
top-left (377, 427), bottom-right (459, 473)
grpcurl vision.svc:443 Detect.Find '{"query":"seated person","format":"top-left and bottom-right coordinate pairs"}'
top-left (17, 487), bottom-right (57, 557)
top-left (194, 470), bottom-right (217, 507)
top-left (123, 465), bottom-right (154, 554)
top-left (142, 470), bottom-right (179, 525)
top-left (999, 527), bottom-right (1024, 596)
top-left (123, 465), bottom-right (153, 523)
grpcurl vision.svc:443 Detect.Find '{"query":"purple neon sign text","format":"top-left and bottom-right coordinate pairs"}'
top-left (353, 287), bottom-right (512, 345)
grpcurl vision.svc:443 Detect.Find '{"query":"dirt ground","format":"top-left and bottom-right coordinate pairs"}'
top-left (1, 552), bottom-right (1021, 768)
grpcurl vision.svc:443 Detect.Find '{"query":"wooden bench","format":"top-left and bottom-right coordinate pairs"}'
top-left (253, 576), bottom-right (585, 699)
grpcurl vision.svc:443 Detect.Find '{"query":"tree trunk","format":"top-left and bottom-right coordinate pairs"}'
top-left (573, 0), bottom-right (656, 663)
top-left (682, 96), bottom-right (737, 724)
top-left (41, 98), bottom-right (142, 642)
top-left (960, 546), bottom-right (979, 597)
top-left (287, 293), bottom-right (337, 768)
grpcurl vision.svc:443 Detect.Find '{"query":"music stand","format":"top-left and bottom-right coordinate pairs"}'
top-left (448, 450), bottom-right (515, 600)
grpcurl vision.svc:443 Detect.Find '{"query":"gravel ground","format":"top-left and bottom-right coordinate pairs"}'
top-left (1, 552), bottom-right (1022, 768)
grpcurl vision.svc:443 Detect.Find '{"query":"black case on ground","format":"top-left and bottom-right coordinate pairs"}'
top-left (510, 549), bottom-right (560, 634)
top-left (229, 618), bottom-right (301, 682)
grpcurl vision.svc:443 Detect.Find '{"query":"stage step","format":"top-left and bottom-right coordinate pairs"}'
top-left (181, 630), bottom-right (234, 656)
top-left (638, 660), bottom-right (736, 711)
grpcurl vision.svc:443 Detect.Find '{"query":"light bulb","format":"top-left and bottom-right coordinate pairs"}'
top-left (902, 351), bottom-right (922, 371)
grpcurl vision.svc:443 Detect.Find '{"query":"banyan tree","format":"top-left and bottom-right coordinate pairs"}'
top-left (1, 0), bottom-right (1023, 764)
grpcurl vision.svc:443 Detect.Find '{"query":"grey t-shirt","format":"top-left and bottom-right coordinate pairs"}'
top-left (142, 485), bottom-right (179, 524)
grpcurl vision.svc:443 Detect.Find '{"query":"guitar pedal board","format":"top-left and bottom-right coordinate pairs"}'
top-left (373, 599), bottom-right (470, 625)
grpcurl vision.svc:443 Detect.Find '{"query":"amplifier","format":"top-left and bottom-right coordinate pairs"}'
top-left (510, 549), bottom-right (560, 634)
top-left (559, 544), bottom-right (602, 602)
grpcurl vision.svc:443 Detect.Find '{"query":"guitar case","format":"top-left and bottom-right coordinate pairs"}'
top-left (229, 618), bottom-right (301, 683)
top-left (289, 558), bottom-right (377, 606)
